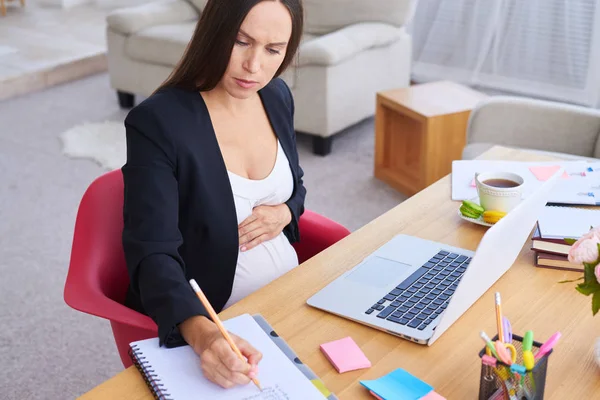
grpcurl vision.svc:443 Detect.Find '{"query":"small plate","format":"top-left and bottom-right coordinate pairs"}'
top-left (457, 209), bottom-right (494, 227)
top-left (457, 196), bottom-right (494, 227)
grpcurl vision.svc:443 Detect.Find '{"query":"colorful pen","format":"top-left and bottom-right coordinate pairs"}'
top-left (522, 331), bottom-right (535, 370)
top-left (495, 293), bottom-right (504, 343)
top-left (481, 331), bottom-right (499, 359)
top-left (494, 341), bottom-right (513, 365)
top-left (535, 332), bottom-right (561, 361)
top-left (502, 317), bottom-right (512, 343)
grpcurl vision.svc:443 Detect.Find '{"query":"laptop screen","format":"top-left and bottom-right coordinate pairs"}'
top-left (428, 168), bottom-right (564, 345)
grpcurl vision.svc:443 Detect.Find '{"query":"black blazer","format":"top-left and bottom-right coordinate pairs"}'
top-left (121, 78), bottom-right (306, 347)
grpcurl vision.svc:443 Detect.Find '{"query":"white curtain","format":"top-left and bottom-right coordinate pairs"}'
top-left (409, 0), bottom-right (600, 107)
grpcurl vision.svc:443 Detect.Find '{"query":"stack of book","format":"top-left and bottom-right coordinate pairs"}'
top-left (532, 225), bottom-right (581, 271)
top-left (532, 206), bottom-right (600, 272)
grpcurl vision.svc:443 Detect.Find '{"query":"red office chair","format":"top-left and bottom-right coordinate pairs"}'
top-left (64, 169), bottom-right (351, 368)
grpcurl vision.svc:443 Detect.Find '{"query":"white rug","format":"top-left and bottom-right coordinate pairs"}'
top-left (60, 121), bottom-right (126, 170)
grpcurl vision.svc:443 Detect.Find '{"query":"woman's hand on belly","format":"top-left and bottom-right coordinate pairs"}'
top-left (238, 204), bottom-right (292, 252)
top-left (180, 315), bottom-right (262, 389)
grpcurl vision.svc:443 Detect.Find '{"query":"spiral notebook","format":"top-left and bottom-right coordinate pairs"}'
top-left (129, 313), bottom-right (334, 400)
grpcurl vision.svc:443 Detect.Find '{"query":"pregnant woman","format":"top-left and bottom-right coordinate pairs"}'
top-left (121, 0), bottom-right (305, 389)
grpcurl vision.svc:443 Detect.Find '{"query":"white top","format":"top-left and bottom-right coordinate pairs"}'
top-left (223, 140), bottom-right (299, 309)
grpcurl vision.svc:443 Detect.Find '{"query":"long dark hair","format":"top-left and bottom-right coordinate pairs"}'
top-left (157, 0), bottom-right (303, 92)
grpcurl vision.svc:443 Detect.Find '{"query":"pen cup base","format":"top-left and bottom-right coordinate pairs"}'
top-left (478, 334), bottom-right (551, 400)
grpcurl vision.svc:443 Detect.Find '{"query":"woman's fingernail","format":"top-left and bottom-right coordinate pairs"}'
top-left (248, 372), bottom-right (256, 379)
top-left (241, 246), bottom-right (247, 252)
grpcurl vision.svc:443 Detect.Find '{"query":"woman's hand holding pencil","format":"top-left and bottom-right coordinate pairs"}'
top-left (179, 280), bottom-right (263, 390)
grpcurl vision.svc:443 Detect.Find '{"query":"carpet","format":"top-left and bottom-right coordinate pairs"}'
top-left (60, 121), bottom-right (126, 170)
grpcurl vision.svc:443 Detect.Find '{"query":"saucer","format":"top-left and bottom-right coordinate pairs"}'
top-left (457, 197), bottom-right (493, 227)
top-left (457, 209), bottom-right (494, 227)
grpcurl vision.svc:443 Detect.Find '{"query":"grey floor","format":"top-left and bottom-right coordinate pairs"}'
top-left (0, 73), bottom-right (407, 399)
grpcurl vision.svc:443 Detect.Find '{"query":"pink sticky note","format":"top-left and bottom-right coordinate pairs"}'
top-left (529, 165), bottom-right (569, 181)
top-left (320, 336), bottom-right (371, 373)
top-left (369, 390), bottom-right (384, 399)
top-left (420, 391), bottom-right (447, 400)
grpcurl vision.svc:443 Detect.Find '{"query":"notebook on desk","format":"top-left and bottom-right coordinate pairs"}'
top-left (129, 314), bottom-right (331, 400)
top-left (537, 205), bottom-right (600, 239)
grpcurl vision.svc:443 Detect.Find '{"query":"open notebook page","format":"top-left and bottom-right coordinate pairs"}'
top-left (130, 314), bottom-right (326, 400)
top-left (538, 206), bottom-right (600, 239)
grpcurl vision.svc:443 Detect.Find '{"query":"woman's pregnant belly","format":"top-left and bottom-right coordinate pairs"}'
top-left (224, 196), bottom-right (299, 308)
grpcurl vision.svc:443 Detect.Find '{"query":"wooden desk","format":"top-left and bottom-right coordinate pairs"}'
top-left (79, 146), bottom-right (599, 400)
top-left (374, 81), bottom-right (487, 196)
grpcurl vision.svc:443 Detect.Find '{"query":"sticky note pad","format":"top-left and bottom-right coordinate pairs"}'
top-left (370, 390), bottom-right (384, 399)
top-left (360, 368), bottom-right (433, 400)
top-left (320, 336), bottom-right (371, 373)
top-left (421, 391), bottom-right (446, 400)
top-left (371, 389), bottom-right (446, 400)
top-left (529, 165), bottom-right (569, 181)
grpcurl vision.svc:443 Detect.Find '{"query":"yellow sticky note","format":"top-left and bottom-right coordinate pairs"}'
top-left (311, 379), bottom-right (331, 397)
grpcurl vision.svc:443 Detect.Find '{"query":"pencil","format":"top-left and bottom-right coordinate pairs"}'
top-left (189, 279), bottom-right (262, 391)
top-left (495, 292), bottom-right (504, 344)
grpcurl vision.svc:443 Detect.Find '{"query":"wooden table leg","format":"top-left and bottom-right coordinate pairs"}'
top-left (1, 0), bottom-right (6, 16)
top-left (20, 0), bottom-right (25, 7)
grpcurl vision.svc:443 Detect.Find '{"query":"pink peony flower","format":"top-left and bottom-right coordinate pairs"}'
top-left (568, 227), bottom-right (600, 265)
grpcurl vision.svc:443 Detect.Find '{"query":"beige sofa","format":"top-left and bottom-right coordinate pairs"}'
top-left (463, 96), bottom-right (600, 161)
top-left (106, 0), bottom-right (414, 155)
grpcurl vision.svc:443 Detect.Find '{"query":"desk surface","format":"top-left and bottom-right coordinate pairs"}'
top-left (79, 146), bottom-right (600, 400)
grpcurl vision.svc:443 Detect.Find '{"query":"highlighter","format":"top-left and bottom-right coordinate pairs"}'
top-left (535, 332), bottom-right (561, 361)
top-left (522, 330), bottom-right (535, 371)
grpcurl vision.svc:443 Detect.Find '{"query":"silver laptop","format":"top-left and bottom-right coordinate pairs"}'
top-left (307, 169), bottom-right (563, 346)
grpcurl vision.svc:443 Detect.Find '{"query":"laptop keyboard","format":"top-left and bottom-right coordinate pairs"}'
top-left (364, 250), bottom-right (472, 331)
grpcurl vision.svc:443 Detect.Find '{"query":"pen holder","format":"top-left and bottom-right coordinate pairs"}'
top-left (478, 334), bottom-right (552, 400)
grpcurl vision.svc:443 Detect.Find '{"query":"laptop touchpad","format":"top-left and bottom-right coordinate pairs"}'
top-left (345, 257), bottom-right (411, 288)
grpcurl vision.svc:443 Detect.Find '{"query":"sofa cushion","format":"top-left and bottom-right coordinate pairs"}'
top-left (185, 0), bottom-right (207, 13)
top-left (125, 26), bottom-right (317, 71)
top-left (303, 0), bottom-right (414, 35)
top-left (298, 23), bottom-right (403, 67)
top-left (107, 0), bottom-right (198, 35)
top-left (126, 22), bottom-right (196, 67)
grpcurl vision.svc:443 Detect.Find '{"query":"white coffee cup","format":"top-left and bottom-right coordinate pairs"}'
top-left (475, 171), bottom-right (524, 212)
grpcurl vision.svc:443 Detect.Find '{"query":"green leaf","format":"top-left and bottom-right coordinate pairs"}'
top-left (584, 262), bottom-right (598, 285)
top-left (559, 277), bottom-right (585, 283)
top-left (564, 238), bottom-right (577, 245)
top-left (576, 282), bottom-right (600, 296)
top-left (593, 291), bottom-right (600, 316)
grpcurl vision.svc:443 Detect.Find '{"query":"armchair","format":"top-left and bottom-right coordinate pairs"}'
top-left (63, 169), bottom-right (351, 368)
top-left (462, 96), bottom-right (600, 161)
top-left (106, 0), bottom-right (414, 155)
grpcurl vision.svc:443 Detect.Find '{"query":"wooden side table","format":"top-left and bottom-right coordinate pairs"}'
top-left (374, 80), bottom-right (487, 196)
top-left (1, 0), bottom-right (25, 16)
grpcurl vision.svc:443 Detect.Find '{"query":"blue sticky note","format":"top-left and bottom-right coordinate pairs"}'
top-left (360, 368), bottom-right (433, 400)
